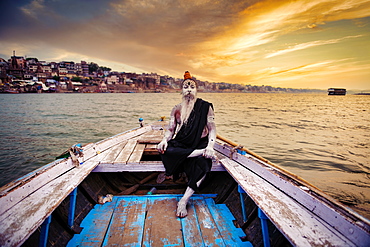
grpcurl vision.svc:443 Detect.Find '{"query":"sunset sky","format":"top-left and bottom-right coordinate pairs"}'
top-left (0, 0), bottom-right (369, 90)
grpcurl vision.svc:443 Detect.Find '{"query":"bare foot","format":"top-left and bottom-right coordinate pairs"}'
top-left (176, 201), bottom-right (188, 218)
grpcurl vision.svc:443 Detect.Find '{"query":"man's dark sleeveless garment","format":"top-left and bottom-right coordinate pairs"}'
top-left (160, 98), bottom-right (213, 191)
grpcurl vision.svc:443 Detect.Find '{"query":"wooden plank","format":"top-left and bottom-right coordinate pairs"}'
top-left (100, 141), bottom-right (127, 164)
top-left (181, 199), bottom-right (206, 246)
top-left (193, 198), bottom-right (226, 246)
top-left (83, 125), bottom-right (152, 161)
top-left (114, 139), bottom-right (137, 164)
top-left (67, 198), bottom-right (118, 247)
top-left (144, 144), bottom-right (159, 155)
top-left (127, 143), bottom-right (146, 164)
top-left (0, 126), bottom-right (152, 223)
top-left (137, 130), bottom-right (164, 143)
top-left (103, 197), bottom-right (147, 246)
top-left (205, 198), bottom-right (252, 247)
top-left (101, 197), bottom-right (132, 246)
top-left (0, 158), bottom-right (76, 216)
top-left (220, 158), bottom-right (356, 247)
top-left (92, 161), bottom-right (226, 172)
top-left (146, 144), bottom-right (157, 149)
top-left (142, 197), bottom-right (184, 246)
top-left (0, 151), bottom-right (111, 247)
top-left (93, 161), bottom-right (164, 172)
top-left (215, 143), bottom-right (370, 246)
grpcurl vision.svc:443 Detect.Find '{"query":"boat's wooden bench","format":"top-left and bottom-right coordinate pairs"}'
top-left (67, 194), bottom-right (252, 246)
top-left (92, 129), bottom-right (226, 172)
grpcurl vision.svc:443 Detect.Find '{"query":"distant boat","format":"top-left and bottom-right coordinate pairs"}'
top-left (328, 88), bottom-right (346, 95)
top-left (354, 92), bottom-right (370, 95)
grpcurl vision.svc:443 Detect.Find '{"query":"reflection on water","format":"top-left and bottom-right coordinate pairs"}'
top-left (0, 93), bottom-right (369, 218)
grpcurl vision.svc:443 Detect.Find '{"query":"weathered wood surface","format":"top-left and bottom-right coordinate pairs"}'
top-left (93, 127), bottom-right (226, 172)
top-left (137, 129), bottom-right (164, 144)
top-left (114, 139), bottom-right (138, 164)
top-left (67, 195), bottom-right (252, 246)
top-left (0, 158), bottom-right (75, 216)
top-left (215, 141), bottom-right (370, 246)
top-left (142, 197), bottom-right (183, 246)
top-left (0, 151), bottom-right (109, 247)
top-left (0, 125), bottom-right (152, 247)
top-left (93, 161), bottom-right (226, 172)
top-left (100, 141), bottom-right (127, 164)
top-left (128, 143), bottom-right (146, 164)
top-left (220, 157), bottom-right (368, 247)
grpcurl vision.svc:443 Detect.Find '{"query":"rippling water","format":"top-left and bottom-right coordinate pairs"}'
top-left (0, 93), bottom-right (369, 218)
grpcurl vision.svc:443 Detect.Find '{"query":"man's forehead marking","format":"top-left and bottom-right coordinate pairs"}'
top-left (184, 79), bottom-right (196, 87)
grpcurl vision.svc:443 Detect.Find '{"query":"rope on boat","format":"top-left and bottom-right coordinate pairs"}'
top-left (216, 134), bottom-right (321, 192)
top-left (56, 144), bottom-right (83, 167)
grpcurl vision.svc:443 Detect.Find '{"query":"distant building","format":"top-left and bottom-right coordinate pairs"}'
top-left (7, 51), bottom-right (24, 79)
top-left (100, 81), bottom-right (108, 92)
top-left (106, 75), bottom-right (119, 84)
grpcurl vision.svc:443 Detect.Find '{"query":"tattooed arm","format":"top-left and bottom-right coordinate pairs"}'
top-left (203, 106), bottom-right (216, 159)
top-left (157, 104), bottom-right (180, 154)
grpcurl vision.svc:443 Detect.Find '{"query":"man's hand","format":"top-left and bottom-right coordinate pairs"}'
top-left (203, 146), bottom-right (215, 159)
top-left (157, 140), bottom-right (168, 154)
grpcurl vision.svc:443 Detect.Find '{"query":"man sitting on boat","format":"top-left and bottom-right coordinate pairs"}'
top-left (157, 71), bottom-right (217, 218)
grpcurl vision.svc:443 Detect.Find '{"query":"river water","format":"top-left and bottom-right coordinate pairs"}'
top-left (0, 93), bottom-right (369, 219)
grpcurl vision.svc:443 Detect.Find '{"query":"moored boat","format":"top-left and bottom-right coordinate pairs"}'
top-left (0, 120), bottom-right (369, 246)
top-left (328, 88), bottom-right (346, 95)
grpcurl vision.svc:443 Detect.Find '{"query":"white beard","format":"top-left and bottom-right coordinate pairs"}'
top-left (180, 93), bottom-right (196, 126)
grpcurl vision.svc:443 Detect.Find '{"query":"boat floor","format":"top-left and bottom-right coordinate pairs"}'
top-left (67, 194), bottom-right (252, 247)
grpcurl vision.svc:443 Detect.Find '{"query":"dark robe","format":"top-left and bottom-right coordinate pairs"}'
top-left (160, 98), bottom-right (213, 191)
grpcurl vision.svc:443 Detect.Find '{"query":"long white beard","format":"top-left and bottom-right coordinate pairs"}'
top-left (180, 94), bottom-right (196, 126)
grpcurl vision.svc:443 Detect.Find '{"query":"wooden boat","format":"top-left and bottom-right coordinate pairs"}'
top-left (1, 120), bottom-right (369, 247)
top-left (328, 88), bottom-right (346, 95)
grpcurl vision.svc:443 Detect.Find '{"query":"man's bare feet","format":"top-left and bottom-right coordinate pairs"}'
top-left (176, 201), bottom-right (188, 218)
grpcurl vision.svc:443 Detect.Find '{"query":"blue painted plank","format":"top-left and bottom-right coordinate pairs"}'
top-left (193, 198), bottom-right (226, 246)
top-left (180, 198), bottom-right (205, 247)
top-left (205, 198), bottom-right (253, 247)
top-left (68, 195), bottom-right (249, 247)
top-left (67, 197), bottom-right (118, 247)
top-left (101, 197), bottom-right (132, 246)
top-left (142, 197), bottom-right (183, 247)
top-left (215, 204), bottom-right (252, 247)
top-left (102, 196), bottom-right (147, 246)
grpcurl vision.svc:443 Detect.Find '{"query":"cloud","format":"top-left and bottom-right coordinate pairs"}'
top-left (20, 0), bottom-right (45, 19)
top-left (0, 0), bottom-right (369, 89)
top-left (265, 35), bottom-right (364, 58)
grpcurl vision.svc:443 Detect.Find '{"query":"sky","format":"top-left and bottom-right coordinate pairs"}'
top-left (0, 0), bottom-right (369, 90)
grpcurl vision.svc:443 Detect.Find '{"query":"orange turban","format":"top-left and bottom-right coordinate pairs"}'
top-left (184, 71), bottom-right (192, 80)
